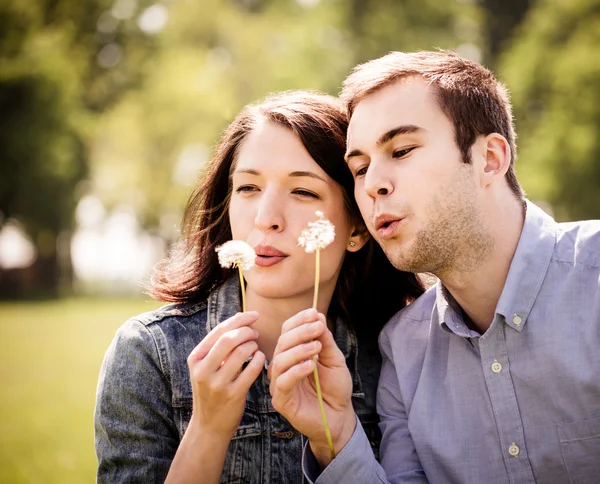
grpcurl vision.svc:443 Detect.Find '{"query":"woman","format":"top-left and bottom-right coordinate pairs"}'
top-left (94, 91), bottom-right (424, 483)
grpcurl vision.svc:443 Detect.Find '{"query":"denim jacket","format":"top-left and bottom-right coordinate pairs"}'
top-left (95, 276), bottom-right (382, 483)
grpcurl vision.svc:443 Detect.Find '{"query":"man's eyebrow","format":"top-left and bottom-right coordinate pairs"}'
top-left (345, 124), bottom-right (424, 163)
top-left (376, 125), bottom-right (423, 147)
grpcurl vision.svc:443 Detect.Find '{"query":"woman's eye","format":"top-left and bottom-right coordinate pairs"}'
top-left (235, 185), bottom-right (258, 193)
top-left (293, 189), bottom-right (319, 199)
top-left (392, 147), bottom-right (415, 158)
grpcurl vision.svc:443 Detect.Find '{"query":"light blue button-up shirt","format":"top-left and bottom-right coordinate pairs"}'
top-left (304, 201), bottom-right (600, 483)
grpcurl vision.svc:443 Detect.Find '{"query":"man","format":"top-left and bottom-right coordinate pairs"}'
top-left (269, 51), bottom-right (600, 483)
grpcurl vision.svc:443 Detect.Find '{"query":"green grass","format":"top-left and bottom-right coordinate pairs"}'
top-left (0, 297), bottom-right (162, 483)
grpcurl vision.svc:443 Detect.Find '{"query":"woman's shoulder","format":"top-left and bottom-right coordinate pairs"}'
top-left (129, 300), bottom-right (209, 331)
top-left (109, 300), bottom-right (211, 366)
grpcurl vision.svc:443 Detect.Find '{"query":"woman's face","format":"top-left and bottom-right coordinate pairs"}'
top-left (229, 120), bottom-right (357, 302)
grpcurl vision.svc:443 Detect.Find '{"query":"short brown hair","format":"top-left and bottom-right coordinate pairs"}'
top-left (146, 90), bottom-right (424, 336)
top-left (341, 50), bottom-right (524, 199)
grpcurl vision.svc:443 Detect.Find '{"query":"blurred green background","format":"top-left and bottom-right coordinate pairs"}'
top-left (1, 0), bottom-right (599, 481)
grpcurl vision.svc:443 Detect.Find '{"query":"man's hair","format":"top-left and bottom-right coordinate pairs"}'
top-left (341, 50), bottom-right (524, 199)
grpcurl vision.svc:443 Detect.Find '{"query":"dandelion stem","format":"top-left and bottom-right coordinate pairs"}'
top-left (312, 249), bottom-right (320, 309)
top-left (311, 248), bottom-right (335, 460)
top-left (238, 265), bottom-right (247, 312)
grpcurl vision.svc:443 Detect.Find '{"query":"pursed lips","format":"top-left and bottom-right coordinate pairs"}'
top-left (254, 244), bottom-right (288, 267)
top-left (372, 213), bottom-right (405, 239)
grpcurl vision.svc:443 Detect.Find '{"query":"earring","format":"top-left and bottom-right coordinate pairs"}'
top-left (349, 241), bottom-right (356, 247)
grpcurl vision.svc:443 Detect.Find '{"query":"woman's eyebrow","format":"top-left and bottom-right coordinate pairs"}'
top-left (233, 168), bottom-right (260, 176)
top-left (288, 171), bottom-right (328, 183)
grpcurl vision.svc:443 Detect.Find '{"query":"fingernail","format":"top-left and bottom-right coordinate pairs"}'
top-left (246, 311), bottom-right (259, 318)
top-left (304, 308), bottom-right (318, 318)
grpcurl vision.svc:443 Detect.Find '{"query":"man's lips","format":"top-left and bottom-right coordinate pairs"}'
top-left (373, 213), bottom-right (405, 239)
top-left (254, 244), bottom-right (288, 267)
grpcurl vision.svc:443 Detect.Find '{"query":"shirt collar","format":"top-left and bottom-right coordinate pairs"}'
top-left (495, 200), bottom-right (556, 331)
top-left (436, 200), bottom-right (557, 335)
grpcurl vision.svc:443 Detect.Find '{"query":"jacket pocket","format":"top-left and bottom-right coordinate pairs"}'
top-left (558, 415), bottom-right (600, 484)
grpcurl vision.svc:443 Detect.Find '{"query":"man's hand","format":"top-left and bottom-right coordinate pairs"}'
top-left (269, 309), bottom-right (357, 468)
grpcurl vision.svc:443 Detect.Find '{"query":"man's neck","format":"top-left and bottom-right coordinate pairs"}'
top-left (438, 198), bottom-right (526, 334)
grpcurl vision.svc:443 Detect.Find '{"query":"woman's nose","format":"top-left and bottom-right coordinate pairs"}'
top-left (254, 194), bottom-right (285, 233)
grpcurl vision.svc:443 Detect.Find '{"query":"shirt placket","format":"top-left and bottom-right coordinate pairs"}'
top-left (479, 315), bottom-right (536, 484)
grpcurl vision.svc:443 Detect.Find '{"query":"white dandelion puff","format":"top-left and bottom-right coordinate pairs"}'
top-left (297, 211), bottom-right (335, 253)
top-left (215, 240), bottom-right (256, 271)
top-left (215, 240), bottom-right (255, 312)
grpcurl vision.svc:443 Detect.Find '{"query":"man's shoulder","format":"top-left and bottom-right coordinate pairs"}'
top-left (554, 218), bottom-right (600, 268)
top-left (382, 283), bottom-right (437, 337)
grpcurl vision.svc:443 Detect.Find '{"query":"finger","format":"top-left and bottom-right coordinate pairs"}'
top-left (271, 358), bottom-right (315, 400)
top-left (189, 311), bottom-right (259, 362)
top-left (269, 340), bottom-right (321, 394)
top-left (201, 327), bottom-right (259, 372)
top-left (280, 308), bottom-right (323, 335)
top-left (232, 350), bottom-right (266, 392)
top-left (215, 340), bottom-right (259, 383)
top-left (314, 326), bottom-right (346, 367)
top-left (273, 318), bottom-right (326, 361)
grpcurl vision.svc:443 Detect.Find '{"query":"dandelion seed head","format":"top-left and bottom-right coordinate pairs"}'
top-left (216, 240), bottom-right (256, 271)
top-left (298, 211), bottom-right (335, 253)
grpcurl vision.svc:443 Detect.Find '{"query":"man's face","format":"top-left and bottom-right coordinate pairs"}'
top-left (346, 76), bottom-right (486, 274)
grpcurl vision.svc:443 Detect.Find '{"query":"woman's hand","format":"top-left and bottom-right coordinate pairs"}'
top-left (187, 311), bottom-right (266, 438)
top-left (269, 309), bottom-right (356, 467)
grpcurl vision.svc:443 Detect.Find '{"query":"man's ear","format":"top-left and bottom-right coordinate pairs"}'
top-left (478, 133), bottom-right (511, 188)
top-left (347, 224), bottom-right (370, 252)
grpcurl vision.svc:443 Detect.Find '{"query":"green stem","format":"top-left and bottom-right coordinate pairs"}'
top-left (238, 265), bottom-right (246, 312)
top-left (312, 248), bottom-right (335, 460)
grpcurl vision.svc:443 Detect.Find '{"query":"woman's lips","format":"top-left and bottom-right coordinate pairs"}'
top-left (254, 244), bottom-right (288, 267)
top-left (255, 255), bottom-right (286, 267)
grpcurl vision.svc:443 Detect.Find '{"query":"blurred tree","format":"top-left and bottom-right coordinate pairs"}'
top-left (480, 0), bottom-right (533, 63)
top-left (91, 0), bottom-right (481, 241)
top-left (0, 0), bottom-right (157, 297)
top-left (500, 0), bottom-right (600, 221)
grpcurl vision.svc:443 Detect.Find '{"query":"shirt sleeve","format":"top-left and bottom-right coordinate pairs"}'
top-left (377, 327), bottom-right (428, 482)
top-left (301, 325), bottom-right (431, 484)
top-left (94, 319), bottom-right (180, 483)
top-left (302, 415), bottom-right (388, 484)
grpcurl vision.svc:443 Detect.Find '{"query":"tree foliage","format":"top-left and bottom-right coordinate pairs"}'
top-left (500, 0), bottom-right (600, 220)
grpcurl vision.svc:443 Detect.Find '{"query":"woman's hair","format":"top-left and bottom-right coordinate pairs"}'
top-left (147, 90), bottom-right (424, 335)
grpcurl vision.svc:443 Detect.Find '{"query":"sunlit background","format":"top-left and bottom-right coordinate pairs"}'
top-left (1, 0), bottom-right (599, 481)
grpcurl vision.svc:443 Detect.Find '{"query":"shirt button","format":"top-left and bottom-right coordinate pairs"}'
top-left (508, 443), bottom-right (520, 457)
top-left (513, 314), bottom-right (522, 325)
top-left (491, 360), bottom-right (502, 374)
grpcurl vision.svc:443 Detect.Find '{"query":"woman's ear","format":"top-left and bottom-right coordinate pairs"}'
top-left (347, 224), bottom-right (370, 252)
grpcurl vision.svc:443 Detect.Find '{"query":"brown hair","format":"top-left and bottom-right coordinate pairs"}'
top-left (147, 91), bottom-right (424, 334)
top-left (341, 50), bottom-right (524, 199)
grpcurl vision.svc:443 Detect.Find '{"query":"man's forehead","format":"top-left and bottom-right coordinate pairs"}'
top-left (347, 78), bottom-right (438, 143)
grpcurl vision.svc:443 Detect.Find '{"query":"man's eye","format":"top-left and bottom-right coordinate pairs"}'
top-left (392, 147), bottom-right (415, 158)
top-left (354, 166), bottom-right (368, 178)
top-left (293, 189), bottom-right (319, 199)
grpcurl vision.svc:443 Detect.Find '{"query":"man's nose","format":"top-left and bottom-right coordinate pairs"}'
top-left (364, 159), bottom-right (393, 200)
